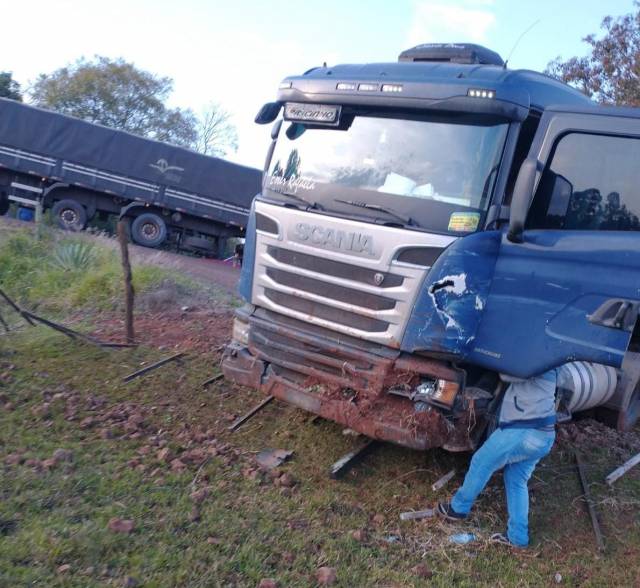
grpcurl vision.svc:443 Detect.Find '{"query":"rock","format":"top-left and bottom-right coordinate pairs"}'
top-left (258, 579), bottom-right (278, 588)
top-left (281, 552), bottom-right (295, 566)
top-left (57, 564), bottom-right (71, 574)
top-left (137, 446), bottom-right (151, 456)
top-left (4, 453), bottom-right (24, 466)
top-left (80, 416), bottom-right (95, 429)
top-left (316, 566), bottom-right (337, 585)
top-left (190, 487), bottom-right (210, 504)
top-left (127, 459), bottom-right (140, 469)
top-left (372, 514), bottom-right (385, 525)
top-left (107, 518), bottom-right (135, 534)
top-left (554, 572), bottom-right (563, 584)
top-left (278, 473), bottom-right (296, 488)
top-left (189, 506), bottom-right (201, 522)
top-left (53, 449), bottom-right (73, 463)
top-left (411, 564), bottom-right (433, 579)
top-left (101, 428), bottom-right (116, 439)
top-left (171, 459), bottom-right (187, 472)
top-left (350, 529), bottom-right (368, 542)
top-left (157, 448), bottom-right (172, 463)
top-left (42, 458), bottom-right (57, 469)
top-left (206, 536), bottom-right (222, 545)
top-left (182, 448), bottom-right (207, 464)
top-left (25, 458), bottom-right (41, 468)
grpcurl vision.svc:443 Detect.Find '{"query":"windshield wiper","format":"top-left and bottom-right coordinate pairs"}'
top-left (334, 198), bottom-right (418, 227)
top-left (277, 190), bottom-right (323, 210)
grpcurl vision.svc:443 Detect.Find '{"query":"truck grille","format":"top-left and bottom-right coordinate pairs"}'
top-left (251, 200), bottom-right (456, 348)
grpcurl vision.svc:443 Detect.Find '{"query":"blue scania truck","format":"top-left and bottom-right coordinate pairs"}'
top-left (222, 43), bottom-right (640, 451)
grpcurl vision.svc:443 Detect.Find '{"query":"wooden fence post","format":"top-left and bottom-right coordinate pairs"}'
top-left (117, 220), bottom-right (135, 344)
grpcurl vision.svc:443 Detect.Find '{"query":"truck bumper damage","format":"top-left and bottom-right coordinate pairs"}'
top-left (222, 307), bottom-right (480, 451)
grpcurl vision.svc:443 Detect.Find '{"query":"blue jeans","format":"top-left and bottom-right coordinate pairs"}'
top-left (451, 427), bottom-right (555, 547)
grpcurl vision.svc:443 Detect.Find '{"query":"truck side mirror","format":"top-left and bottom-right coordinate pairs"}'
top-left (270, 120), bottom-right (282, 140)
top-left (255, 102), bottom-right (281, 124)
top-left (507, 157), bottom-right (537, 243)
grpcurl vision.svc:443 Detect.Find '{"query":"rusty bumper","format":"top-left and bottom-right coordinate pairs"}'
top-left (222, 308), bottom-right (476, 451)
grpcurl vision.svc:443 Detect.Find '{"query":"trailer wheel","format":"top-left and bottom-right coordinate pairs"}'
top-left (52, 199), bottom-right (87, 231)
top-left (131, 213), bottom-right (167, 248)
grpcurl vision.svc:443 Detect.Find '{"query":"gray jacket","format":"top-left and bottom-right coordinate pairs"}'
top-left (498, 368), bottom-right (557, 429)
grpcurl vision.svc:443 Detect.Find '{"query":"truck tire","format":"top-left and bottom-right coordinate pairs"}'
top-left (52, 199), bottom-right (87, 231)
top-left (131, 213), bottom-right (167, 248)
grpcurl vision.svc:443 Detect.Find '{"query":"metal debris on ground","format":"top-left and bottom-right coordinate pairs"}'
top-left (329, 439), bottom-right (380, 480)
top-left (431, 468), bottom-right (457, 492)
top-left (201, 373), bottom-right (224, 388)
top-left (605, 450), bottom-right (640, 486)
top-left (255, 448), bottom-right (294, 470)
top-left (123, 352), bottom-right (186, 383)
top-left (399, 508), bottom-right (435, 521)
top-left (228, 395), bottom-right (274, 432)
top-left (575, 452), bottom-right (605, 552)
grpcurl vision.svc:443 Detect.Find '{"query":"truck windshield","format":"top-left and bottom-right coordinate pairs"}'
top-left (264, 113), bottom-right (509, 234)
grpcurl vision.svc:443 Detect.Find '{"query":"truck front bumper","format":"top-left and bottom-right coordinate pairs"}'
top-left (222, 307), bottom-right (477, 451)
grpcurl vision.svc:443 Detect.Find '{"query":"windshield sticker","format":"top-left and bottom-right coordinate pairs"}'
top-left (448, 212), bottom-right (480, 232)
top-left (267, 175), bottom-right (316, 194)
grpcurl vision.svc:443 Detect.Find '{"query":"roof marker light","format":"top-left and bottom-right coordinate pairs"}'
top-left (358, 83), bottom-right (378, 91)
top-left (381, 83), bottom-right (403, 93)
top-left (468, 88), bottom-right (495, 99)
top-left (279, 81), bottom-right (292, 89)
top-left (336, 82), bottom-right (357, 91)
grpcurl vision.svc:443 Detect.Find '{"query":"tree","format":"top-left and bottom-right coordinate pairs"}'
top-left (193, 102), bottom-right (238, 157)
top-left (546, 2), bottom-right (640, 106)
top-left (0, 72), bottom-right (22, 101)
top-left (30, 56), bottom-right (198, 147)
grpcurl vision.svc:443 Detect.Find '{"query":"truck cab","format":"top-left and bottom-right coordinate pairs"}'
top-left (223, 44), bottom-right (640, 451)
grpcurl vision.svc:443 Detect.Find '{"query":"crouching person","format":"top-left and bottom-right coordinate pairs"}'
top-left (438, 369), bottom-right (557, 547)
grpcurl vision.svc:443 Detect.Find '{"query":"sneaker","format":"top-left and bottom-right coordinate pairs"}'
top-left (490, 533), bottom-right (527, 549)
top-left (437, 502), bottom-right (468, 521)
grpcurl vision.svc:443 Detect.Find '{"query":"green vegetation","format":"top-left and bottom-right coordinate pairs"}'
top-left (0, 228), bottom-right (196, 314)
top-left (2, 226), bottom-right (640, 586)
top-left (2, 329), bottom-right (640, 587)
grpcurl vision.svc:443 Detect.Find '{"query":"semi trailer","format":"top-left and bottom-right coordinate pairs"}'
top-left (222, 43), bottom-right (640, 451)
top-left (0, 98), bottom-right (262, 255)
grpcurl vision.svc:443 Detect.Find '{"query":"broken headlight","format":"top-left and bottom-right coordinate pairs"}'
top-left (388, 378), bottom-right (460, 409)
top-left (231, 317), bottom-right (250, 346)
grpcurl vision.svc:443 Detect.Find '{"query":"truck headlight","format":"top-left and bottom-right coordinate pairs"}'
top-left (231, 318), bottom-right (249, 346)
top-left (416, 379), bottom-right (460, 409)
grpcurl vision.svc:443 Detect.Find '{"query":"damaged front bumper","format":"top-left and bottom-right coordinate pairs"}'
top-left (222, 307), bottom-right (483, 451)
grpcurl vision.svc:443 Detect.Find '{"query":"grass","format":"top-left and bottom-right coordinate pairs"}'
top-left (0, 225), bottom-right (200, 315)
top-left (2, 224), bottom-right (640, 586)
top-left (3, 328), bottom-right (640, 587)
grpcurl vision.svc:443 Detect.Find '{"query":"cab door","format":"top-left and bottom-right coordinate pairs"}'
top-left (469, 110), bottom-right (640, 378)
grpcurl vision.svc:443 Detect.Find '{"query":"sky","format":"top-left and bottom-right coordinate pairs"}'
top-left (2, 0), bottom-right (637, 168)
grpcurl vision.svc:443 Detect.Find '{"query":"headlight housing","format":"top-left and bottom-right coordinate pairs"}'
top-left (231, 317), bottom-right (249, 346)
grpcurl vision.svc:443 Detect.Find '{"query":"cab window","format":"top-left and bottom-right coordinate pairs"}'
top-left (527, 132), bottom-right (640, 231)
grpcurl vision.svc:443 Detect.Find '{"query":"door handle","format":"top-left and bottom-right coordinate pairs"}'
top-left (588, 299), bottom-right (639, 332)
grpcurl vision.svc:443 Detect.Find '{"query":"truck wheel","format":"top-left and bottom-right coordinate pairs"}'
top-left (617, 382), bottom-right (640, 432)
top-left (131, 213), bottom-right (167, 248)
top-left (52, 199), bottom-right (87, 231)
